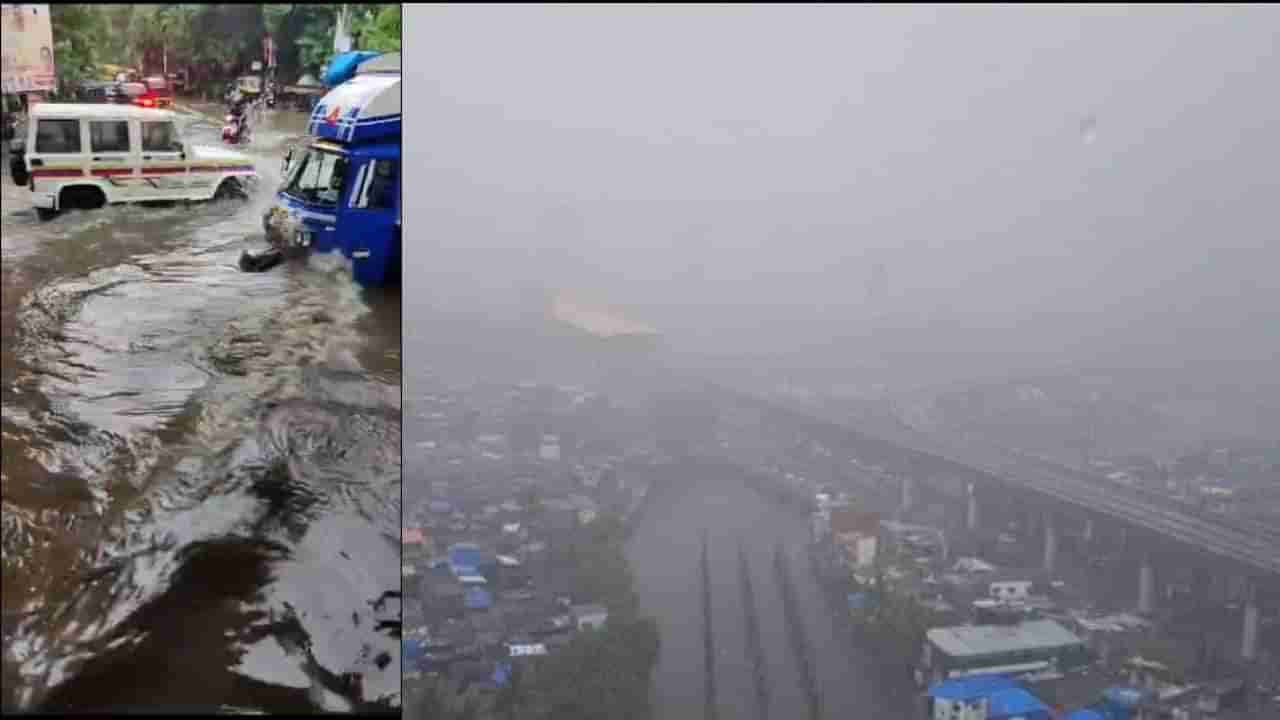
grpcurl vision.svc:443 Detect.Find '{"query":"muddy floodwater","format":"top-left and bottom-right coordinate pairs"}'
top-left (628, 463), bottom-right (912, 720)
top-left (1, 106), bottom-right (401, 712)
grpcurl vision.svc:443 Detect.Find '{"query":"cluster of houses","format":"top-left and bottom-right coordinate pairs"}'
top-left (804, 491), bottom-right (1264, 719)
top-left (404, 381), bottom-right (656, 706)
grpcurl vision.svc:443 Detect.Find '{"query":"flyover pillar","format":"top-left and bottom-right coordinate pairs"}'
top-left (1242, 583), bottom-right (1260, 661)
top-left (966, 483), bottom-right (978, 532)
top-left (1138, 560), bottom-right (1155, 615)
top-left (1083, 517), bottom-right (1094, 544)
top-left (1043, 516), bottom-right (1058, 575)
top-left (901, 476), bottom-right (914, 513)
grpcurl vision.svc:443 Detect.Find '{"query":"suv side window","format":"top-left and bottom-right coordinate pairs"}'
top-left (35, 119), bottom-right (82, 153)
top-left (141, 121), bottom-right (182, 152)
top-left (90, 120), bottom-right (131, 153)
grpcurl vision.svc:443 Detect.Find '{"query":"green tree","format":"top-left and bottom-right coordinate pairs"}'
top-left (48, 4), bottom-right (113, 96)
top-left (521, 617), bottom-right (660, 720)
top-left (352, 5), bottom-right (401, 53)
top-left (290, 4), bottom-right (342, 77)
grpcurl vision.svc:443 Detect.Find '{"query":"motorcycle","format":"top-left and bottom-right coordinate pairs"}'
top-left (222, 108), bottom-right (249, 145)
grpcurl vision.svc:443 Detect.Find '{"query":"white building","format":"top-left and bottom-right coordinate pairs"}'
top-left (838, 533), bottom-right (879, 570)
top-left (539, 434), bottom-right (561, 462)
top-left (989, 580), bottom-right (1033, 602)
top-left (572, 603), bottom-right (609, 631)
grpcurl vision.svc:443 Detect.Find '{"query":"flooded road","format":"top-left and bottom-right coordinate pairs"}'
top-left (1, 106), bottom-right (401, 712)
top-left (627, 462), bottom-right (912, 720)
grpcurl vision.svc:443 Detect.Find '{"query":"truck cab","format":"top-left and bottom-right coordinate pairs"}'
top-left (263, 55), bottom-right (400, 288)
top-left (11, 103), bottom-right (256, 220)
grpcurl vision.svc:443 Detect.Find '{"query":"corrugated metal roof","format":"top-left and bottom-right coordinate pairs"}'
top-left (927, 620), bottom-right (1083, 658)
top-left (830, 508), bottom-right (880, 535)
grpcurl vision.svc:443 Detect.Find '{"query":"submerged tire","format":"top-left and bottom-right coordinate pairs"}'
top-left (59, 186), bottom-right (106, 212)
top-left (35, 207), bottom-right (58, 222)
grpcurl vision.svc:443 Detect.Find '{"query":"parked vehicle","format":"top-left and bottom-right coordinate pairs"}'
top-left (75, 80), bottom-right (126, 104)
top-left (235, 75), bottom-right (263, 101)
top-left (11, 103), bottom-right (257, 220)
top-left (136, 76), bottom-right (175, 109)
top-left (168, 69), bottom-right (188, 94)
top-left (261, 54), bottom-right (400, 287)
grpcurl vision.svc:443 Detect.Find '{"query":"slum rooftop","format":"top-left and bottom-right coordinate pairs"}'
top-left (928, 619), bottom-right (1083, 658)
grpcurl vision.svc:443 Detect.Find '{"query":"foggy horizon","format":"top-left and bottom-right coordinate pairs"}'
top-left (406, 4), bottom-right (1279, 392)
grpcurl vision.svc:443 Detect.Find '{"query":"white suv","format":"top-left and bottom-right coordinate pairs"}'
top-left (11, 103), bottom-right (257, 220)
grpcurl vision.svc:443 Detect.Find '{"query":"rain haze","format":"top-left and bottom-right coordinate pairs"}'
top-left (402, 6), bottom-right (1280, 719)
top-left (407, 4), bottom-right (1279, 394)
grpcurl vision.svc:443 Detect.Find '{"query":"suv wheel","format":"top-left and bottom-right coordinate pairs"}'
top-left (214, 178), bottom-right (247, 201)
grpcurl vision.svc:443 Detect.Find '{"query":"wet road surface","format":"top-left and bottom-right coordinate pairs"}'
top-left (1, 106), bottom-right (401, 712)
top-left (627, 461), bottom-right (913, 720)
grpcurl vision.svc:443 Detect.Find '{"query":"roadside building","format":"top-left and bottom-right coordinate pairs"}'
top-left (403, 527), bottom-right (432, 563)
top-left (920, 619), bottom-right (1090, 686)
top-left (926, 675), bottom-right (1054, 720)
top-left (539, 434), bottom-right (561, 462)
top-left (571, 603), bottom-right (608, 631)
top-left (830, 507), bottom-right (881, 571)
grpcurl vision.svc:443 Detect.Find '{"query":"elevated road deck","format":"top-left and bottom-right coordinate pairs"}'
top-left (712, 383), bottom-right (1280, 578)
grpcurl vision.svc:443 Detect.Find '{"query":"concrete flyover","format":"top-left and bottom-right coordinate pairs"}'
top-left (710, 382), bottom-right (1280, 579)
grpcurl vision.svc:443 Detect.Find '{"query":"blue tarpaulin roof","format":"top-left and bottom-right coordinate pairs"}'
top-left (1102, 687), bottom-right (1147, 707)
top-left (848, 592), bottom-right (876, 611)
top-left (987, 688), bottom-right (1051, 719)
top-left (323, 51), bottom-right (382, 87)
top-left (464, 587), bottom-right (493, 610)
top-left (493, 661), bottom-right (512, 687)
top-left (403, 639), bottom-right (424, 662)
top-left (450, 544), bottom-right (484, 569)
top-left (927, 675), bottom-right (1019, 699)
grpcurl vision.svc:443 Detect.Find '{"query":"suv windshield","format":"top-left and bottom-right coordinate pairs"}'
top-left (283, 148), bottom-right (349, 208)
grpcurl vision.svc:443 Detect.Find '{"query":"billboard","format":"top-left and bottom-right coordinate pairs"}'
top-left (1, 4), bottom-right (56, 94)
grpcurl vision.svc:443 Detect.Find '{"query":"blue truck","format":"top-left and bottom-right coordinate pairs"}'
top-left (262, 52), bottom-right (400, 287)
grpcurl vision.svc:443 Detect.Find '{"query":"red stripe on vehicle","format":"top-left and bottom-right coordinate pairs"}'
top-left (190, 165), bottom-right (254, 173)
top-left (32, 169), bottom-right (85, 178)
top-left (141, 167), bottom-right (187, 175)
top-left (91, 169), bottom-right (134, 177)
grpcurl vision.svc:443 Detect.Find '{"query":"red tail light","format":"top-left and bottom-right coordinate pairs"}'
top-left (136, 97), bottom-right (155, 108)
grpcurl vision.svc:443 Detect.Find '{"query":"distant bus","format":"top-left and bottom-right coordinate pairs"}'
top-left (919, 620), bottom-right (1090, 687)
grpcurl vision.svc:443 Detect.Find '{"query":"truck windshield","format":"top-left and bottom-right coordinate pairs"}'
top-left (283, 148), bottom-right (349, 209)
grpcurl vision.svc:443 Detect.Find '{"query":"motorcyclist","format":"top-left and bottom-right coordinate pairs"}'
top-left (224, 95), bottom-right (250, 143)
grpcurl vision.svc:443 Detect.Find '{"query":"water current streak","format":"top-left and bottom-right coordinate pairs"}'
top-left (700, 530), bottom-right (719, 720)
top-left (775, 541), bottom-right (821, 720)
top-left (737, 538), bottom-right (769, 720)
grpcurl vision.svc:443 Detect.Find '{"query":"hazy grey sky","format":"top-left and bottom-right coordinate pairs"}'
top-left (405, 4), bottom-right (1279, 385)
